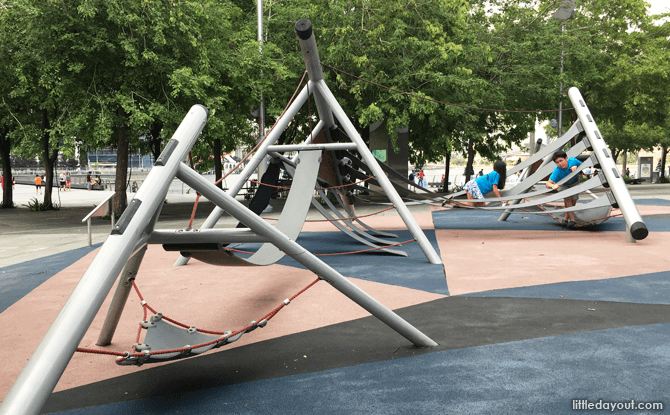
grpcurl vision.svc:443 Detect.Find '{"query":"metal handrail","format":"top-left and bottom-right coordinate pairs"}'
top-left (81, 193), bottom-right (115, 246)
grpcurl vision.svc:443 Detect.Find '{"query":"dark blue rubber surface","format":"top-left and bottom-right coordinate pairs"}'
top-left (633, 198), bottom-right (670, 206)
top-left (230, 230), bottom-right (449, 295)
top-left (54, 322), bottom-right (670, 415)
top-left (0, 244), bottom-right (101, 313)
top-left (463, 270), bottom-right (670, 305)
top-left (432, 209), bottom-right (670, 232)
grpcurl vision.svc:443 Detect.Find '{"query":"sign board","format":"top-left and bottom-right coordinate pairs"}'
top-left (638, 156), bottom-right (653, 179)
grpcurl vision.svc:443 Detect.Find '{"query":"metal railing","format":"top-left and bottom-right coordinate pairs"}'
top-left (81, 193), bottom-right (115, 246)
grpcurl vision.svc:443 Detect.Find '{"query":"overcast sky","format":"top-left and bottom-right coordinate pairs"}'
top-left (646, 0), bottom-right (669, 15)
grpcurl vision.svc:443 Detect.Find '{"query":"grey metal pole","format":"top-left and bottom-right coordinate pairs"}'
top-left (257, 0), bottom-right (266, 181)
top-left (558, 24), bottom-right (565, 138)
top-left (110, 198), bottom-right (115, 229)
top-left (87, 218), bottom-right (92, 247)
top-left (96, 246), bottom-right (147, 346)
top-left (567, 87), bottom-right (648, 240)
top-left (315, 80), bottom-right (443, 265)
top-left (173, 85), bottom-right (311, 266)
top-left (295, 19), bottom-right (336, 129)
top-left (293, 20), bottom-right (440, 264)
top-left (176, 163), bottom-right (437, 348)
top-left (0, 105), bottom-right (209, 415)
top-left (498, 139), bottom-right (543, 222)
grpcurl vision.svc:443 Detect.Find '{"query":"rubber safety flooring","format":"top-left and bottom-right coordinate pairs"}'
top-left (1, 199), bottom-right (670, 414)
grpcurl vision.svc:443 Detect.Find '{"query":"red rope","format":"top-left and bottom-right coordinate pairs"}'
top-left (77, 276), bottom-right (321, 361)
top-left (304, 206), bottom-right (394, 223)
top-left (188, 194), bottom-right (202, 229)
top-left (321, 62), bottom-right (574, 114)
top-left (227, 238), bottom-right (415, 257)
top-left (247, 175), bottom-right (374, 191)
top-left (315, 239), bottom-right (415, 256)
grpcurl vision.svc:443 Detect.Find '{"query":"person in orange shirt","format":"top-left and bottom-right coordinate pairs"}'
top-left (35, 174), bottom-right (43, 194)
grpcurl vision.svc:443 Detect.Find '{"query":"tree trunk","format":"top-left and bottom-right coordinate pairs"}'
top-left (114, 106), bottom-right (129, 213)
top-left (41, 108), bottom-right (56, 208)
top-left (442, 152), bottom-right (450, 193)
top-left (464, 137), bottom-right (475, 184)
top-left (149, 121), bottom-right (163, 163)
top-left (213, 138), bottom-right (223, 189)
top-left (621, 149), bottom-right (628, 177)
top-left (660, 144), bottom-right (667, 179)
top-left (0, 125), bottom-right (13, 208)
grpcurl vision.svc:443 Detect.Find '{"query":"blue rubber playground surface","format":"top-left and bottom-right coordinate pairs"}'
top-left (2, 198), bottom-right (669, 414)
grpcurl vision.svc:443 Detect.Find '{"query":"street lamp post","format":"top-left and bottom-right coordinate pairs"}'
top-left (552, 0), bottom-right (575, 138)
top-left (256, 0), bottom-right (266, 181)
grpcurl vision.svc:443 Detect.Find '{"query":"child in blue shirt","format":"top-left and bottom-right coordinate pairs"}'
top-left (546, 150), bottom-right (582, 228)
top-left (463, 161), bottom-right (507, 207)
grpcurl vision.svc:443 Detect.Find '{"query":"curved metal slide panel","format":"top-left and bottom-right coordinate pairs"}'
top-left (449, 137), bottom-right (588, 200)
top-left (447, 157), bottom-right (596, 205)
top-left (310, 197), bottom-right (408, 257)
top-left (505, 121), bottom-right (583, 176)
top-left (317, 189), bottom-right (398, 245)
top-left (445, 176), bottom-right (606, 211)
top-left (246, 150), bottom-right (324, 265)
top-left (553, 204), bottom-right (613, 225)
top-left (328, 188), bottom-right (398, 239)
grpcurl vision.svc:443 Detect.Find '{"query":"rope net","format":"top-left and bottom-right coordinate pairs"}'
top-left (75, 277), bottom-right (321, 364)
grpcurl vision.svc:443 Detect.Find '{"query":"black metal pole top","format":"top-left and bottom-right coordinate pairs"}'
top-left (295, 19), bottom-right (312, 40)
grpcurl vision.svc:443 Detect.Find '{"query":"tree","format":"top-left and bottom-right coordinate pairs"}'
top-left (266, 0), bottom-right (474, 167)
top-left (11, 0), bottom-right (283, 213)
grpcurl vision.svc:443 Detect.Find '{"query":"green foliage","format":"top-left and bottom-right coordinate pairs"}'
top-left (24, 197), bottom-right (60, 211)
top-left (99, 212), bottom-right (122, 221)
top-left (2, 0), bottom-right (669, 189)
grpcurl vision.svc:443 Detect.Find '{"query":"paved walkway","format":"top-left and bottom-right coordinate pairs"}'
top-left (1, 184), bottom-right (669, 414)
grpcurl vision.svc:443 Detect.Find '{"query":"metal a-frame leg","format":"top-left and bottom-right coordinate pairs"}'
top-left (96, 246), bottom-right (148, 346)
top-left (0, 105), bottom-right (210, 415)
top-left (173, 85), bottom-right (314, 267)
top-left (568, 87), bottom-right (648, 240)
top-left (313, 81), bottom-right (441, 264)
top-left (176, 163), bottom-right (437, 348)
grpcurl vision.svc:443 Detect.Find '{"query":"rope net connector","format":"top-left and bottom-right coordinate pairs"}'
top-left (107, 278), bottom-right (322, 366)
top-left (246, 321), bottom-right (259, 333)
top-left (216, 330), bottom-right (233, 347)
top-left (140, 320), bottom-right (156, 329)
top-left (133, 343), bottom-right (150, 352)
top-left (140, 300), bottom-right (147, 306)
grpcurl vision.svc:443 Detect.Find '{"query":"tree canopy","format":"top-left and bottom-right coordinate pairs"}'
top-left (2, 0), bottom-right (669, 209)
